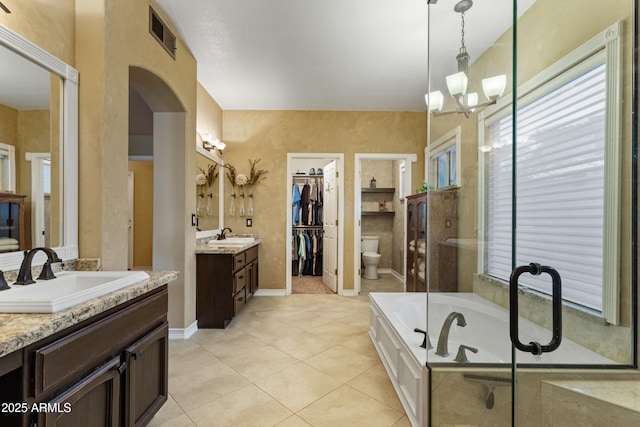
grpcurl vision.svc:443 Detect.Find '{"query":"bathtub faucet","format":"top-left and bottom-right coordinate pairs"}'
top-left (435, 312), bottom-right (467, 357)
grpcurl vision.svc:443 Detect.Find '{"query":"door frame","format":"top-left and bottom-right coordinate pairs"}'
top-left (354, 153), bottom-right (416, 295)
top-left (286, 153), bottom-right (345, 295)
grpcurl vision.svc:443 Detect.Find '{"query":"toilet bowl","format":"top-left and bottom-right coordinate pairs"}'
top-left (361, 235), bottom-right (381, 280)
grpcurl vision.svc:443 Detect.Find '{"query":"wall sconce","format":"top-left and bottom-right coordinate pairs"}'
top-left (200, 133), bottom-right (226, 151)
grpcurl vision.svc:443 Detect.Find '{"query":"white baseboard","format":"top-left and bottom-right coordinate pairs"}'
top-left (340, 289), bottom-right (358, 297)
top-left (253, 289), bottom-right (287, 296)
top-left (169, 320), bottom-right (198, 340)
top-left (390, 269), bottom-right (404, 282)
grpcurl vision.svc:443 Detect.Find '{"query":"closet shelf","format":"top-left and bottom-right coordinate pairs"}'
top-left (361, 188), bottom-right (395, 193)
top-left (362, 211), bottom-right (395, 217)
top-left (293, 225), bottom-right (323, 229)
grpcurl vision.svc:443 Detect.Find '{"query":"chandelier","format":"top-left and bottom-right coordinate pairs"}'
top-left (425, 0), bottom-right (506, 117)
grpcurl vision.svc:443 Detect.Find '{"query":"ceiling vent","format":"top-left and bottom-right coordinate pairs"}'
top-left (149, 6), bottom-right (176, 59)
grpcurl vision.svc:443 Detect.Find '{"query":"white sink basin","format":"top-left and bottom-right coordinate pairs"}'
top-left (208, 237), bottom-right (255, 247)
top-left (0, 270), bottom-right (150, 313)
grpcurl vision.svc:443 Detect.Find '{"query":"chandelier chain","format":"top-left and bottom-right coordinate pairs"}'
top-left (460, 11), bottom-right (466, 52)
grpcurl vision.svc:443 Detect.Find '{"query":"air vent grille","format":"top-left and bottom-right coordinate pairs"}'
top-left (149, 7), bottom-right (176, 59)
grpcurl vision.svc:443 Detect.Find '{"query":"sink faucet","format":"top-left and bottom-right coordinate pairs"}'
top-left (216, 227), bottom-right (233, 240)
top-left (14, 247), bottom-right (63, 285)
top-left (435, 312), bottom-right (467, 357)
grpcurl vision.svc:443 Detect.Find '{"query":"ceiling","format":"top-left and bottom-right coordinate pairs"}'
top-left (0, 0), bottom-right (535, 113)
top-left (156, 0), bottom-right (536, 112)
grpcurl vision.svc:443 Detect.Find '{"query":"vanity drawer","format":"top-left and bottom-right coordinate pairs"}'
top-left (233, 269), bottom-right (247, 294)
top-left (32, 290), bottom-right (167, 398)
top-left (234, 287), bottom-right (246, 316)
top-left (233, 252), bottom-right (246, 271)
top-left (245, 245), bottom-right (258, 263)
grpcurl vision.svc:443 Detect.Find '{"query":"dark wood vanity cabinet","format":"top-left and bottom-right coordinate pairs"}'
top-left (197, 245), bottom-right (259, 328)
top-left (0, 286), bottom-right (169, 427)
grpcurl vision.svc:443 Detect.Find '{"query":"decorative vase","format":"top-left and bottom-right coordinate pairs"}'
top-left (229, 187), bottom-right (236, 216)
top-left (247, 185), bottom-right (254, 217)
top-left (239, 191), bottom-right (246, 217)
top-left (196, 192), bottom-right (204, 217)
top-left (206, 193), bottom-right (213, 216)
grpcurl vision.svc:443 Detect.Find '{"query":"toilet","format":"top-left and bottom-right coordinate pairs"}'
top-left (361, 235), bottom-right (382, 279)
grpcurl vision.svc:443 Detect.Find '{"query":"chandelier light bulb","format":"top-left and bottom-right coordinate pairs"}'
top-left (446, 71), bottom-right (468, 97)
top-left (425, 91), bottom-right (444, 112)
top-left (482, 75), bottom-right (507, 100)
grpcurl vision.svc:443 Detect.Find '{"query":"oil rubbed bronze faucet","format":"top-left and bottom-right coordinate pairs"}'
top-left (216, 227), bottom-right (233, 240)
top-left (435, 312), bottom-right (467, 357)
top-left (14, 247), bottom-right (62, 286)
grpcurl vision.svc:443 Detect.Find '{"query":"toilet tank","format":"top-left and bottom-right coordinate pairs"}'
top-left (361, 235), bottom-right (379, 253)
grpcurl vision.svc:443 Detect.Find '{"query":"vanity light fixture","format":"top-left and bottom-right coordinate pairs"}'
top-left (200, 133), bottom-right (226, 151)
top-left (425, 0), bottom-right (506, 118)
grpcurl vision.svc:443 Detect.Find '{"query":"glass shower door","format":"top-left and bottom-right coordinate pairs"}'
top-left (425, 0), bottom-right (636, 425)
top-left (510, 0), bottom-right (636, 425)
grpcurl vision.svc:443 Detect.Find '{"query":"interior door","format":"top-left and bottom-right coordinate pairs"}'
top-left (128, 171), bottom-right (134, 270)
top-left (322, 160), bottom-right (338, 292)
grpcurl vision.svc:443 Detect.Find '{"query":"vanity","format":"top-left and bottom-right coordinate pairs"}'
top-left (195, 237), bottom-right (260, 328)
top-left (0, 270), bottom-right (178, 427)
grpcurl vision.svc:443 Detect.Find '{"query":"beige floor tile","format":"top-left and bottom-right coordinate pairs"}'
top-left (147, 413), bottom-right (196, 427)
top-left (391, 415), bottom-right (413, 427)
top-left (169, 356), bottom-right (251, 412)
top-left (197, 330), bottom-right (268, 360)
top-left (146, 395), bottom-right (191, 427)
top-left (271, 310), bottom-right (335, 330)
top-left (342, 332), bottom-right (380, 358)
top-left (268, 329), bottom-right (337, 361)
top-left (348, 363), bottom-right (405, 413)
top-left (297, 385), bottom-right (403, 427)
top-left (275, 415), bottom-right (313, 426)
top-left (188, 384), bottom-right (293, 427)
top-left (306, 320), bottom-right (368, 346)
top-left (305, 345), bottom-right (379, 383)
top-left (221, 344), bottom-right (298, 382)
top-left (255, 362), bottom-right (341, 412)
top-left (167, 343), bottom-right (221, 378)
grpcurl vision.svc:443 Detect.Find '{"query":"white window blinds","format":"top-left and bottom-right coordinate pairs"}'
top-left (486, 63), bottom-right (606, 311)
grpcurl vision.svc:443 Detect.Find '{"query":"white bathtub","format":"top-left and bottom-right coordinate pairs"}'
top-left (369, 292), bottom-right (614, 427)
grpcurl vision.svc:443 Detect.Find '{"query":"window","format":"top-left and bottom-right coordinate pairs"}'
top-left (478, 22), bottom-right (622, 323)
top-left (428, 126), bottom-right (461, 189)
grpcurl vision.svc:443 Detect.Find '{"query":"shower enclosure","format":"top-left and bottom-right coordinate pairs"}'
top-left (424, 0), bottom-right (638, 425)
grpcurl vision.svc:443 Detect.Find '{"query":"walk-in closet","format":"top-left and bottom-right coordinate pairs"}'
top-left (290, 158), bottom-right (337, 294)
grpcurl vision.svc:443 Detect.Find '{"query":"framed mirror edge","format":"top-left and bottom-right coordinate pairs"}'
top-left (0, 24), bottom-right (79, 270)
top-left (195, 144), bottom-right (224, 238)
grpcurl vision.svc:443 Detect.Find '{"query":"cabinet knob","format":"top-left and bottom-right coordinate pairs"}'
top-left (133, 351), bottom-right (142, 360)
top-left (117, 361), bottom-right (127, 374)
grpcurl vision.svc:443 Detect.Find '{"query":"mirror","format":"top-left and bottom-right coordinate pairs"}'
top-left (0, 24), bottom-right (78, 270)
top-left (195, 145), bottom-right (224, 237)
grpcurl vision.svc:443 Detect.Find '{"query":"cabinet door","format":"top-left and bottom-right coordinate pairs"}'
top-left (38, 357), bottom-right (122, 427)
top-left (124, 322), bottom-right (168, 427)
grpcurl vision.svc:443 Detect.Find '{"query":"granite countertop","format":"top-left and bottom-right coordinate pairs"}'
top-left (195, 234), bottom-right (261, 255)
top-left (0, 270), bottom-right (178, 358)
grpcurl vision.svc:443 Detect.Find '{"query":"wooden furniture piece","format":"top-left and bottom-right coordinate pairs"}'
top-left (0, 192), bottom-right (26, 252)
top-left (197, 244), bottom-right (259, 328)
top-left (406, 191), bottom-right (458, 292)
top-left (0, 286), bottom-right (169, 427)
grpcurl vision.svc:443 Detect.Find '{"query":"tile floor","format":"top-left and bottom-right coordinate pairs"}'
top-left (149, 274), bottom-right (409, 427)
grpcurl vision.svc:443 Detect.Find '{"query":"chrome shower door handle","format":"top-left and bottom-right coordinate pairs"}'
top-left (509, 263), bottom-right (562, 355)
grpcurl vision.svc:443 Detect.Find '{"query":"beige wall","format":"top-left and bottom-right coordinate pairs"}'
top-left (128, 160), bottom-right (153, 267)
top-left (222, 110), bottom-right (426, 291)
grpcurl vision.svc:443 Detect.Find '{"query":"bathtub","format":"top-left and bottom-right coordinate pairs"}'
top-left (368, 292), bottom-right (614, 426)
